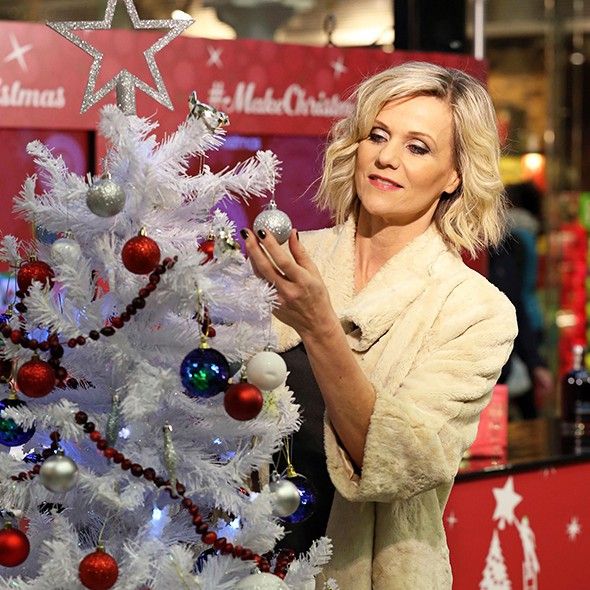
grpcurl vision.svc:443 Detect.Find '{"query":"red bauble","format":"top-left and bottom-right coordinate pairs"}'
top-left (224, 382), bottom-right (264, 421)
top-left (0, 524), bottom-right (30, 567)
top-left (16, 357), bottom-right (56, 398)
top-left (198, 239), bottom-right (215, 264)
top-left (121, 235), bottom-right (161, 275)
top-left (17, 259), bottom-right (54, 293)
top-left (79, 547), bottom-right (119, 590)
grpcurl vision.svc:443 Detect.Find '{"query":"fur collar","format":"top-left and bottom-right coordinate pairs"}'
top-left (274, 217), bottom-right (456, 353)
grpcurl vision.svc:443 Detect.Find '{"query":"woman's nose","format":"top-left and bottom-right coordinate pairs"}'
top-left (376, 141), bottom-right (400, 169)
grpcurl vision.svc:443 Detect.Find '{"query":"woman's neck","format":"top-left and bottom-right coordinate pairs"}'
top-left (354, 207), bottom-right (433, 292)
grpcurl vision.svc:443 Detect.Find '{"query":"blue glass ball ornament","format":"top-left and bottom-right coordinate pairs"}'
top-left (0, 398), bottom-right (35, 447)
top-left (180, 347), bottom-right (230, 398)
top-left (279, 474), bottom-right (316, 525)
top-left (23, 451), bottom-right (42, 464)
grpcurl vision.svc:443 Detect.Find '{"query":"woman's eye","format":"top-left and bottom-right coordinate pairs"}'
top-left (368, 130), bottom-right (388, 143)
top-left (408, 143), bottom-right (429, 155)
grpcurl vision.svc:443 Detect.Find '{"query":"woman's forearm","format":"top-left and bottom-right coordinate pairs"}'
top-left (301, 319), bottom-right (376, 469)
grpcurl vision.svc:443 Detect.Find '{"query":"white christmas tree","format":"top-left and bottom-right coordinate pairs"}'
top-left (0, 91), bottom-right (334, 589)
top-left (480, 529), bottom-right (512, 590)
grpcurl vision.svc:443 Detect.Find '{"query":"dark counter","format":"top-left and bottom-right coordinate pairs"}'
top-left (456, 418), bottom-right (590, 482)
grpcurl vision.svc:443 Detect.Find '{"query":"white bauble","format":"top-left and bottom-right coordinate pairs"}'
top-left (246, 351), bottom-right (287, 391)
top-left (50, 232), bottom-right (81, 264)
top-left (235, 572), bottom-right (290, 590)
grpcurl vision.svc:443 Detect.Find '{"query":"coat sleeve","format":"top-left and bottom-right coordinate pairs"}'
top-left (324, 280), bottom-right (518, 503)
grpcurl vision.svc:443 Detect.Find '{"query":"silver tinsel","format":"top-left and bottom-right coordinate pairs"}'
top-left (105, 392), bottom-right (122, 448)
top-left (163, 423), bottom-right (178, 491)
top-left (268, 471), bottom-right (300, 517)
top-left (86, 173), bottom-right (126, 217)
top-left (253, 200), bottom-right (292, 245)
top-left (47, 0), bottom-right (193, 113)
top-left (39, 451), bottom-right (79, 493)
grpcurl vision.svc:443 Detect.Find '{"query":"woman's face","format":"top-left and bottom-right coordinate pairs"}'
top-left (354, 95), bottom-right (460, 227)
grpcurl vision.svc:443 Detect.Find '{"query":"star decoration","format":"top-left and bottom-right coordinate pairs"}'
top-left (207, 46), bottom-right (223, 68)
top-left (4, 34), bottom-right (33, 72)
top-left (445, 511), bottom-right (458, 529)
top-left (47, 0), bottom-right (193, 113)
top-left (566, 516), bottom-right (582, 541)
top-left (492, 476), bottom-right (522, 530)
top-left (330, 56), bottom-right (348, 78)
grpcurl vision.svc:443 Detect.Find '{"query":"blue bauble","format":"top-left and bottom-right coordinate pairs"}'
top-left (23, 451), bottom-right (42, 464)
top-left (180, 347), bottom-right (230, 398)
top-left (279, 474), bottom-right (316, 524)
top-left (0, 398), bottom-right (35, 447)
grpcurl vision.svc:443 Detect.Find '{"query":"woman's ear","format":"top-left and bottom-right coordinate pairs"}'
top-left (444, 170), bottom-right (461, 195)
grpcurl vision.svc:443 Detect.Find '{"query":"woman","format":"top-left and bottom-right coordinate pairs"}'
top-left (241, 61), bottom-right (517, 590)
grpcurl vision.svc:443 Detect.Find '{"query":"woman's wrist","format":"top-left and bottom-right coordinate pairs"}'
top-left (299, 311), bottom-right (342, 345)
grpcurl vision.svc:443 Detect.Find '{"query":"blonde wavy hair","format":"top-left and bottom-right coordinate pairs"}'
top-left (314, 61), bottom-right (506, 257)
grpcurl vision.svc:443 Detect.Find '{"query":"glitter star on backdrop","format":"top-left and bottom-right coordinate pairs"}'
top-left (47, 0), bottom-right (193, 113)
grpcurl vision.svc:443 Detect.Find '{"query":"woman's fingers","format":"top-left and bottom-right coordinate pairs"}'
top-left (241, 228), bottom-right (289, 285)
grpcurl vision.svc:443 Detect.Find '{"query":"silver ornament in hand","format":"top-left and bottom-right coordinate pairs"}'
top-left (39, 450), bottom-right (79, 492)
top-left (86, 172), bottom-right (126, 218)
top-left (253, 200), bottom-right (292, 245)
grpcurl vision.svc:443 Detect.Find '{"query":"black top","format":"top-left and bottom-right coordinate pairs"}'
top-left (275, 343), bottom-right (336, 555)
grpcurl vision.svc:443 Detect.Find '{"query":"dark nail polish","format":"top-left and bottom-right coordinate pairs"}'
top-left (296, 230), bottom-right (300, 241)
top-left (257, 229), bottom-right (267, 240)
top-left (240, 229), bottom-right (248, 239)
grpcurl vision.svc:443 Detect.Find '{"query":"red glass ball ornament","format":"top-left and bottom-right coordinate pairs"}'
top-left (0, 524), bottom-right (30, 567)
top-left (121, 235), bottom-right (161, 275)
top-left (79, 547), bottom-right (119, 590)
top-left (223, 382), bottom-right (264, 421)
top-left (16, 357), bottom-right (56, 398)
top-left (17, 260), bottom-right (54, 293)
top-left (198, 239), bottom-right (215, 264)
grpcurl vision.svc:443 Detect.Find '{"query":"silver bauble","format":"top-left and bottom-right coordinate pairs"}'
top-left (269, 472), bottom-right (300, 518)
top-left (235, 572), bottom-right (290, 590)
top-left (246, 351), bottom-right (287, 391)
top-left (86, 173), bottom-right (126, 217)
top-left (50, 232), bottom-right (81, 264)
top-left (39, 451), bottom-right (79, 493)
top-left (253, 200), bottom-right (292, 245)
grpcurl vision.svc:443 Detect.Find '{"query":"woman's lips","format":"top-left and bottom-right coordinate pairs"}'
top-left (368, 174), bottom-right (403, 191)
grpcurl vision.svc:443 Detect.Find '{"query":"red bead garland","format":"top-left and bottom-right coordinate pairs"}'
top-left (70, 410), bottom-right (292, 577)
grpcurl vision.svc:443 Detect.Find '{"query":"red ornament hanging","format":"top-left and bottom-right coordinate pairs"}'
top-left (224, 381), bottom-right (264, 421)
top-left (17, 259), bottom-right (54, 293)
top-left (79, 545), bottom-right (119, 590)
top-left (0, 523), bottom-right (30, 567)
top-left (122, 231), bottom-right (161, 275)
top-left (198, 238), bottom-right (215, 264)
top-left (16, 356), bottom-right (56, 398)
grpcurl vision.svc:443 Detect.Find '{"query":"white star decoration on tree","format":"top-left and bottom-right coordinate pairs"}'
top-left (566, 516), bottom-right (582, 541)
top-left (492, 476), bottom-right (522, 530)
top-left (47, 0), bottom-right (193, 113)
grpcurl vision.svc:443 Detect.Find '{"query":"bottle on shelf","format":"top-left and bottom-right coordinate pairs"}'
top-left (561, 344), bottom-right (590, 454)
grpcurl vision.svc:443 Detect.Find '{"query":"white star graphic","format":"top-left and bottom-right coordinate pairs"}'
top-left (207, 46), bottom-right (223, 68)
top-left (330, 56), bottom-right (348, 78)
top-left (48, 0), bottom-right (193, 113)
top-left (492, 476), bottom-right (522, 530)
top-left (567, 516), bottom-right (582, 541)
top-left (445, 511), bottom-right (458, 529)
top-left (4, 34), bottom-right (33, 72)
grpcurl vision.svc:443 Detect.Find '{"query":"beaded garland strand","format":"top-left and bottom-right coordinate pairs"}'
top-left (1, 252), bottom-right (295, 579)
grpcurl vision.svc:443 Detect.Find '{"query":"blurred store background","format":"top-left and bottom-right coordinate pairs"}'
top-left (0, 0), bottom-right (589, 422)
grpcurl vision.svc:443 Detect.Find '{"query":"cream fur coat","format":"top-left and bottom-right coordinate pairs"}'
top-left (273, 217), bottom-right (517, 590)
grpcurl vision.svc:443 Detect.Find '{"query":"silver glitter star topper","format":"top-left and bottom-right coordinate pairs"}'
top-left (48, 0), bottom-right (194, 114)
